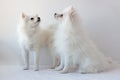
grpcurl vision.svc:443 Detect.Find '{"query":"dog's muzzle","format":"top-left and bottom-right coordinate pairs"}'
top-left (37, 17), bottom-right (41, 22)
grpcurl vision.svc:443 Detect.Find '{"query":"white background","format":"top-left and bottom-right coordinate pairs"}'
top-left (0, 0), bottom-right (120, 65)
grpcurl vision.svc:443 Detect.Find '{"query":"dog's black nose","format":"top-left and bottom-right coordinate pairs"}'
top-left (54, 13), bottom-right (57, 16)
top-left (38, 17), bottom-right (40, 20)
top-left (37, 17), bottom-right (40, 22)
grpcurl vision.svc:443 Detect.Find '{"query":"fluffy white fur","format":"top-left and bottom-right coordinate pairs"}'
top-left (17, 13), bottom-right (55, 71)
top-left (53, 6), bottom-right (112, 73)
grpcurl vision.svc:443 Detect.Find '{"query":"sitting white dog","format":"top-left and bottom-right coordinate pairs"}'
top-left (17, 13), bottom-right (54, 71)
top-left (53, 6), bottom-right (112, 73)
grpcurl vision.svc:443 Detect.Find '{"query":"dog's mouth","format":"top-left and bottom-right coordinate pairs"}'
top-left (35, 17), bottom-right (41, 24)
top-left (31, 22), bottom-right (40, 28)
top-left (34, 21), bottom-right (40, 25)
top-left (37, 17), bottom-right (41, 22)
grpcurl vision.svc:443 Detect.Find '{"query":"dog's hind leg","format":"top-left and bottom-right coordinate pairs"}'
top-left (51, 56), bottom-right (59, 69)
top-left (55, 56), bottom-right (64, 71)
top-left (60, 55), bottom-right (70, 73)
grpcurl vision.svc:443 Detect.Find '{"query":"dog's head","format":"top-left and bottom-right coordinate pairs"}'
top-left (21, 13), bottom-right (41, 28)
top-left (54, 6), bottom-right (75, 21)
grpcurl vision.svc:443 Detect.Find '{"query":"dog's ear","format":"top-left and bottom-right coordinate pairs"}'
top-left (64, 5), bottom-right (75, 15)
top-left (69, 6), bottom-right (74, 14)
top-left (69, 5), bottom-right (74, 11)
top-left (68, 6), bottom-right (75, 16)
top-left (22, 12), bottom-right (27, 19)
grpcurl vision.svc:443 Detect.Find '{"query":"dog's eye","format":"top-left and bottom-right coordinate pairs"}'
top-left (30, 17), bottom-right (34, 20)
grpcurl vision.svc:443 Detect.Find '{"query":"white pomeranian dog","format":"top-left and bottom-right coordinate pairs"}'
top-left (53, 6), bottom-right (113, 73)
top-left (17, 13), bottom-right (55, 71)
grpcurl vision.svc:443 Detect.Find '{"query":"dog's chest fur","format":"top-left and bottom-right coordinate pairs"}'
top-left (54, 23), bottom-right (75, 53)
top-left (18, 25), bottom-right (46, 50)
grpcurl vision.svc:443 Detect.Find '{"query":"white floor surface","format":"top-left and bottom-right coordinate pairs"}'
top-left (0, 65), bottom-right (120, 80)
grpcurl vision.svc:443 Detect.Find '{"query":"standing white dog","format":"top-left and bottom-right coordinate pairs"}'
top-left (17, 13), bottom-right (54, 71)
top-left (53, 6), bottom-right (112, 73)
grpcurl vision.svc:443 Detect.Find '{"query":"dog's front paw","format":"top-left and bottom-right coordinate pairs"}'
top-left (23, 67), bottom-right (29, 70)
top-left (55, 67), bottom-right (62, 71)
top-left (60, 70), bottom-right (69, 74)
top-left (50, 66), bottom-right (56, 69)
top-left (55, 65), bottom-right (63, 71)
top-left (34, 67), bottom-right (39, 71)
top-left (80, 71), bottom-right (87, 74)
top-left (34, 69), bottom-right (39, 71)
